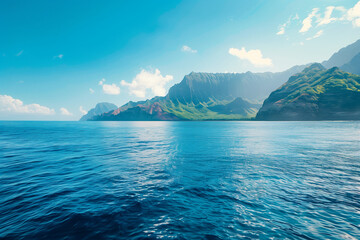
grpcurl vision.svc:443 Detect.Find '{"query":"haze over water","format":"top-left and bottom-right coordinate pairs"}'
top-left (1, 121), bottom-right (360, 239)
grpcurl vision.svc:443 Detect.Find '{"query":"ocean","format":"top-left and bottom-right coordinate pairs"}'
top-left (1, 121), bottom-right (359, 239)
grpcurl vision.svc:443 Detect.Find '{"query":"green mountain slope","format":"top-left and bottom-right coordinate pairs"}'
top-left (166, 65), bottom-right (306, 103)
top-left (256, 63), bottom-right (360, 120)
top-left (91, 102), bottom-right (182, 121)
top-left (87, 66), bottom-right (306, 121)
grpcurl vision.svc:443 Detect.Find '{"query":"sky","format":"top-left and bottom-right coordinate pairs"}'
top-left (1, 0), bottom-right (360, 120)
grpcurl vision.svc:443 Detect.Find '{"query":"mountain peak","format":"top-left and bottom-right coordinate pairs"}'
top-left (95, 102), bottom-right (117, 109)
top-left (302, 63), bottom-right (325, 73)
top-left (327, 66), bottom-right (340, 72)
top-left (256, 65), bottom-right (360, 120)
top-left (80, 102), bottom-right (118, 121)
top-left (323, 39), bottom-right (360, 68)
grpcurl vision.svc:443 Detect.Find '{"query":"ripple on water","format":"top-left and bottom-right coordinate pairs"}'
top-left (0, 121), bottom-right (359, 239)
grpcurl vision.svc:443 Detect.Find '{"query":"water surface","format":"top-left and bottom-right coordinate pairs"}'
top-left (0, 121), bottom-right (359, 239)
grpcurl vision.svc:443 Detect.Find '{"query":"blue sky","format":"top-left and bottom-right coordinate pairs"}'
top-left (1, 0), bottom-right (360, 120)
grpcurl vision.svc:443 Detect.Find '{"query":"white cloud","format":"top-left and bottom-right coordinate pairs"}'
top-left (99, 79), bottom-right (105, 85)
top-left (103, 84), bottom-right (120, 95)
top-left (317, 6), bottom-right (346, 26)
top-left (347, 1), bottom-right (360, 20)
top-left (121, 69), bottom-right (173, 98)
top-left (60, 107), bottom-right (72, 116)
top-left (54, 54), bottom-right (63, 59)
top-left (79, 106), bottom-right (87, 115)
top-left (299, 8), bottom-right (319, 33)
top-left (181, 45), bottom-right (197, 53)
top-left (16, 50), bottom-right (23, 57)
top-left (354, 17), bottom-right (360, 27)
top-left (0, 95), bottom-right (55, 115)
top-left (99, 78), bottom-right (120, 95)
top-left (281, 1), bottom-right (360, 37)
top-left (228, 47), bottom-right (272, 67)
top-left (277, 26), bottom-right (285, 35)
top-left (276, 14), bottom-right (299, 35)
top-left (347, 1), bottom-right (360, 27)
top-left (317, 6), bottom-right (336, 26)
top-left (312, 1), bottom-right (360, 28)
top-left (89, 88), bottom-right (95, 94)
top-left (306, 30), bottom-right (324, 40)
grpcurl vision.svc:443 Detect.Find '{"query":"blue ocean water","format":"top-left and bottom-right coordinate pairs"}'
top-left (0, 121), bottom-right (359, 240)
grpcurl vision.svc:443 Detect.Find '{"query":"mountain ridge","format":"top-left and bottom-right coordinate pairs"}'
top-left (80, 102), bottom-right (118, 121)
top-left (80, 39), bottom-right (360, 121)
top-left (85, 65), bottom-right (307, 121)
top-left (256, 63), bottom-right (360, 120)
top-left (322, 39), bottom-right (360, 68)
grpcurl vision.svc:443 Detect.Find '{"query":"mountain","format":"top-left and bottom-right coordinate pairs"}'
top-left (80, 102), bottom-right (118, 121)
top-left (208, 97), bottom-right (261, 115)
top-left (341, 52), bottom-right (360, 75)
top-left (256, 63), bottom-right (360, 120)
top-left (82, 40), bottom-right (360, 121)
top-left (166, 65), bottom-right (307, 103)
top-left (91, 102), bottom-right (182, 121)
top-left (322, 39), bottom-right (360, 68)
top-left (89, 65), bottom-right (306, 121)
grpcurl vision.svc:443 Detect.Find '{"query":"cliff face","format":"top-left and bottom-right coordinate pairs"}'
top-left (166, 65), bottom-right (306, 104)
top-left (89, 65), bottom-right (306, 121)
top-left (256, 64), bottom-right (360, 120)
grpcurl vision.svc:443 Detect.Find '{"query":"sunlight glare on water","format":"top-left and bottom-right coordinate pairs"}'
top-left (0, 121), bottom-right (360, 239)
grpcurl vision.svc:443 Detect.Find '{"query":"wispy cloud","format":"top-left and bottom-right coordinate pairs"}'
top-left (54, 54), bottom-right (63, 59)
top-left (0, 94), bottom-right (55, 115)
top-left (276, 27), bottom-right (285, 35)
top-left (277, 14), bottom-right (299, 35)
top-left (306, 30), bottom-right (323, 40)
top-left (60, 107), bottom-right (72, 116)
top-left (79, 106), bottom-right (87, 115)
top-left (99, 78), bottom-right (120, 95)
top-left (299, 8), bottom-right (319, 33)
top-left (16, 50), bottom-right (23, 57)
top-left (276, 1), bottom-right (360, 43)
top-left (121, 69), bottom-right (173, 98)
top-left (317, 6), bottom-right (345, 26)
top-left (181, 45), bottom-right (197, 53)
top-left (229, 47), bottom-right (272, 67)
top-left (353, 18), bottom-right (360, 27)
top-left (297, 1), bottom-right (360, 33)
top-left (347, 1), bottom-right (360, 27)
top-left (89, 88), bottom-right (95, 94)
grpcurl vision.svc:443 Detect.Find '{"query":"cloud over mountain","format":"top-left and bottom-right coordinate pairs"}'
top-left (121, 69), bottom-right (173, 98)
top-left (99, 79), bottom-right (120, 95)
top-left (229, 47), bottom-right (272, 67)
top-left (60, 107), bottom-right (72, 116)
top-left (79, 106), bottom-right (87, 115)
